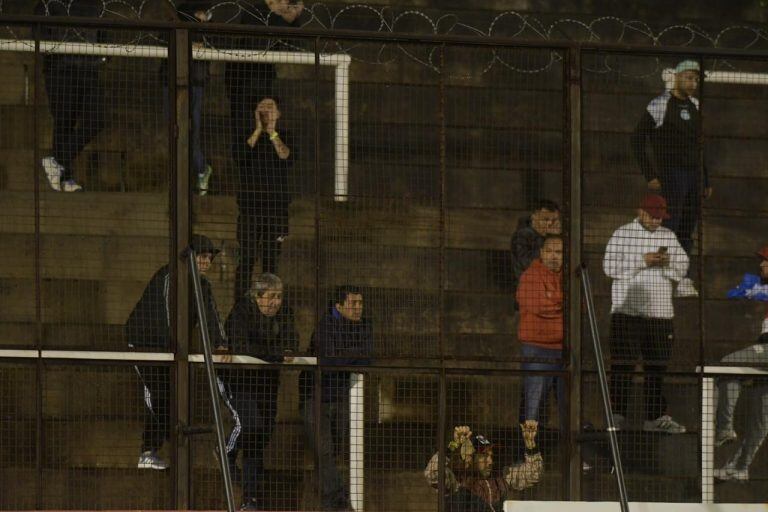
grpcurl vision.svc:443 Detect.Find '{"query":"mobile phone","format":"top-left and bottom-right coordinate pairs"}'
top-left (658, 246), bottom-right (668, 254)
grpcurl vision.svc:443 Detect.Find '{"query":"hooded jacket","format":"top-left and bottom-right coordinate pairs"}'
top-left (516, 259), bottom-right (563, 349)
top-left (125, 265), bottom-right (226, 350)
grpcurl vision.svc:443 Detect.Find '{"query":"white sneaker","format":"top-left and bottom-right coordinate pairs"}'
top-left (61, 179), bottom-right (83, 192)
top-left (715, 429), bottom-right (738, 447)
top-left (675, 277), bottom-right (699, 298)
top-left (643, 415), bottom-right (686, 434)
top-left (137, 450), bottom-right (169, 470)
top-left (41, 156), bottom-right (64, 191)
top-left (714, 466), bottom-right (749, 481)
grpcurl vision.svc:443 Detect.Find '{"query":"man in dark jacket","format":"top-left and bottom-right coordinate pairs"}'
top-left (630, 59), bottom-right (713, 298)
top-left (510, 200), bottom-right (561, 304)
top-left (302, 285), bottom-right (373, 511)
top-left (36, 0), bottom-right (106, 192)
top-left (219, 273), bottom-right (298, 511)
top-left (126, 234), bottom-right (225, 470)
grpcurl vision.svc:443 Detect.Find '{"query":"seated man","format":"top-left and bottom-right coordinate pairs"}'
top-left (424, 422), bottom-right (543, 512)
top-left (714, 246), bottom-right (768, 482)
top-left (301, 286), bottom-right (373, 511)
top-left (125, 234), bottom-right (225, 470)
top-left (219, 273), bottom-right (298, 510)
top-left (517, 235), bottom-right (565, 429)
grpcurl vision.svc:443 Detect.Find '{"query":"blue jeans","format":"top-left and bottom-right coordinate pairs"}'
top-left (521, 344), bottom-right (564, 426)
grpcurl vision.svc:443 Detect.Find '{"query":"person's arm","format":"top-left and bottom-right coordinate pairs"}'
top-left (502, 420), bottom-right (542, 492)
top-left (661, 232), bottom-right (689, 283)
top-left (202, 279), bottom-right (228, 348)
top-left (424, 452), bottom-right (459, 493)
top-left (224, 307), bottom-right (246, 353)
top-left (630, 111), bottom-right (659, 185)
top-left (603, 228), bottom-right (647, 280)
top-left (265, 0), bottom-right (304, 23)
top-left (516, 271), bottom-right (561, 319)
top-left (246, 112), bottom-right (263, 148)
top-left (268, 131), bottom-right (291, 160)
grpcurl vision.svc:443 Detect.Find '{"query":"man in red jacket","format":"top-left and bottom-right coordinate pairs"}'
top-left (516, 235), bottom-right (564, 426)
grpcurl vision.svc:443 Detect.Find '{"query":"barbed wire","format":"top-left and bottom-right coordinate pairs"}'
top-left (4, 1), bottom-right (768, 76)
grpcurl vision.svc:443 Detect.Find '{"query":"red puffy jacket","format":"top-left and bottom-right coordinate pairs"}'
top-left (516, 259), bottom-right (563, 349)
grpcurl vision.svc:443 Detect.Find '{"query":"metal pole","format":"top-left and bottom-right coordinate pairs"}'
top-left (186, 249), bottom-right (236, 512)
top-left (579, 265), bottom-right (629, 512)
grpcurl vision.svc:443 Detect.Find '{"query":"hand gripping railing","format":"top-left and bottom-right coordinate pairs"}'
top-left (578, 264), bottom-right (629, 512)
top-left (186, 248), bottom-right (236, 512)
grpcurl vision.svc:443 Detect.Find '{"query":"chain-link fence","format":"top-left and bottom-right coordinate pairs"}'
top-left (1, 8), bottom-right (768, 511)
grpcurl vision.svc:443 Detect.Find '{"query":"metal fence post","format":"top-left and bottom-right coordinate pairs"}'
top-left (171, 27), bottom-right (192, 510)
top-left (566, 46), bottom-right (583, 500)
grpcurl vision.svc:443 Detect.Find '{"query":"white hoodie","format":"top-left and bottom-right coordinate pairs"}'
top-left (603, 218), bottom-right (689, 319)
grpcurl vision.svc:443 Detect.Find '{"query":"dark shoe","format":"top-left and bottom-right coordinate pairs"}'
top-left (240, 499), bottom-right (258, 510)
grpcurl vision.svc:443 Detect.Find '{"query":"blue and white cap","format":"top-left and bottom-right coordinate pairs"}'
top-left (675, 60), bottom-right (700, 74)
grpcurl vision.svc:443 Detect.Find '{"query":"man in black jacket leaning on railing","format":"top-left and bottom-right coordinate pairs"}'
top-left (218, 272), bottom-right (298, 511)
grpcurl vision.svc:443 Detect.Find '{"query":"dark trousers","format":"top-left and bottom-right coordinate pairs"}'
top-left (235, 196), bottom-right (289, 298)
top-left (521, 344), bottom-right (565, 430)
top-left (302, 398), bottom-right (351, 511)
top-left (445, 488), bottom-right (495, 512)
top-left (136, 366), bottom-right (170, 453)
top-left (219, 371), bottom-right (279, 503)
top-left (43, 60), bottom-right (103, 178)
top-left (608, 313), bottom-right (674, 421)
top-left (661, 180), bottom-right (700, 257)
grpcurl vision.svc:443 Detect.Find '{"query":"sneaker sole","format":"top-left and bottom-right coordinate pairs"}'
top-left (137, 462), bottom-right (169, 470)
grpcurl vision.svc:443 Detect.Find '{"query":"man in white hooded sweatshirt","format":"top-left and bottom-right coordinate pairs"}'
top-left (604, 193), bottom-right (689, 434)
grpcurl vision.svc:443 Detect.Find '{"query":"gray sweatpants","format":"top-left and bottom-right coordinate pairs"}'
top-left (716, 343), bottom-right (768, 470)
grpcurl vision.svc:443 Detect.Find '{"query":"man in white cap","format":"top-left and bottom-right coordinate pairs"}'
top-left (630, 59), bottom-right (713, 298)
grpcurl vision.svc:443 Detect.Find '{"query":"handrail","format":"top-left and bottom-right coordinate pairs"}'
top-left (186, 248), bottom-right (237, 512)
top-left (578, 264), bottom-right (629, 512)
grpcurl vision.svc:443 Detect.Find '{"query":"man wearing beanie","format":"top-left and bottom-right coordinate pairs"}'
top-left (125, 234), bottom-right (227, 470)
top-left (603, 194), bottom-right (689, 434)
top-left (630, 59), bottom-right (712, 298)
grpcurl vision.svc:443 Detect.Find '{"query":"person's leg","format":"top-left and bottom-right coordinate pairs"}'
top-left (521, 344), bottom-right (560, 422)
top-left (217, 375), bottom-right (241, 470)
top-left (56, 65), bottom-right (103, 182)
top-left (43, 62), bottom-right (77, 171)
top-left (661, 186), bottom-right (688, 253)
top-left (260, 196), bottom-right (289, 275)
top-left (641, 318), bottom-right (673, 421)
top-left (608, 314), bottom-right (637, 419)
top-left (732, 382), bottom-right (768, 471)
top-left (235, 201), bottom-right (258, 300)
top-left (190, 85), bottom-right (205, 179)
top-left (253, 371), bottom-right (279, 507)
top-left (716, 378), bottom-right (741, 435)
top-left (303, 400), bottom-right (348, 510)
top-left (231, 382), bottom-right (262, 504)
top-left (138, 365), bottom-right (170, 453)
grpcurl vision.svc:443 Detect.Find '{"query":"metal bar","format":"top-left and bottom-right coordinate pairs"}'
top-left (32, 26), bottom-right (44, 510)
top-left (437, 42), bottom-right (447, 512)
top-left (579, 265), bottom-right (629, 512)
top-left (7, 15), bottom-right (768, 58)
top-left (40, 350), bottom-right (174, 361)
top-left (334, 62), bottom-right (350, 201)
top-left (186, 249), bottom-right (236, 512)
top-left (0, 39), bottom-right (350, 64)
top-left (171, 27), bottom-right (192, 511)
top-left (697, 59), bottom-right (707, 505)
top-left (349, 373), bottom-right (365, 512)
top-left (565, 46), bottom-right (583, 500)
top-left (312, 36), bottom-right (324, 510)
top-left (701, 376), bottom-right (715, 503)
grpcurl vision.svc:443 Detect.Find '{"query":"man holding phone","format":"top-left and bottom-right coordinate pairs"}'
top-left (603, 194), bottom-right (689, 434)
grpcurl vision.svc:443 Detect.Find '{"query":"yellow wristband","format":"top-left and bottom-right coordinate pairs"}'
top-left (269, 132), bottom-right (279, 141)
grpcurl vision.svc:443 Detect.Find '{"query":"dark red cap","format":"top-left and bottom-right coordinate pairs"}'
top-left (640, 194), bottom-right (671, 220)
top-left (756, 247), bottom-right (768, 260)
